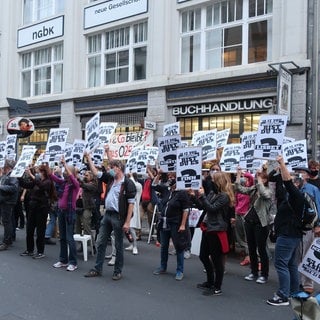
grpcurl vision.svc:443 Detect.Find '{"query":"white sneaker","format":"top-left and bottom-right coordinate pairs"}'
top-left (125, 245), bottom-right (133, 251)
top-left (66, 264), bottom-right (78, 272)
top-left (108, 256), bottom-right (116, 266)
top-left (184, 250), bottom-right (191, 259)
top-left (132, 247), bottom-right (138, 255)
top-left (53, 261), bottom-right (68, 268)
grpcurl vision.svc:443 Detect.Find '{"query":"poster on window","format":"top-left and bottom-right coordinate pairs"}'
top-left (163, 122), bottom-right (180, 136)
top-left (11, 147), bottom-right (37, 178)
top-left (191, 130), bottom-right (217, 161)
top-left (216, 129), bottom-right (230, 149)
top-left (253, 115), bottom-right (287, 160)
top-left (176, 147), bottom-right (202, 190)
top-left (44, 128), bottom-right (69, 163)
top-left (220, 144), bottom-right (242, 173)
top-left (0, 141), bottom-right (6, 168)
top-left (109, 130), bottom-right (153, 160)
top-left (86, 112), bottom-right (100, 152)
top-left (239, 131), bottom-right (257, 170)
top-left (71, 139), bottom-right (86, 169)
top-left (99, 122), bottom-right (117, 145)
top-left (158, 135), bottom-right (181, 172)
top-left (282, 139), bottom-right (308, 171)
top-left (5, 134), bottom-right (17, 160)
top-left (298, 238), bottom-right (320, 285)
top-left (278, 66), bottom-right (292, 122)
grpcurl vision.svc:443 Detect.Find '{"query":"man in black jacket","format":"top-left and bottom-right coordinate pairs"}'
top-left (0, 160), bottom-right (19, 251)
top-left (84, 148), bottom-right (136, 280)
top-left (267, 155), bottom-right (305, 306)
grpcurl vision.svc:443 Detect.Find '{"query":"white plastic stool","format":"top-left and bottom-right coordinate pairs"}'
top-left (73, 234), bottom-right (94, 261)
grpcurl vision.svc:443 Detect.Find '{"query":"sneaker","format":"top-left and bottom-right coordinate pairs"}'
top-left (20, 250), bottom-right (34, 257)
top-left (66, 264), bottom-right (78, 272)
top-left (105, 253), bottom-right (113, 259)
top-left (184, 250), bottom-right (191, 259)
top-left (202, 287), bottom-right (222, 296)
top-left (32, 253), bottom-right (45, 259)
top-left (0, 243), bottom-right (9, 251)
top-left (112, 272), bottom-right (122, 280)
top-left (108, 256), bottom-right (116, 266)
top-left (197, 282), bottom-right (212, 290)
top-left (175, 271), bottom-right (184, 281)
top-left (132, 247), bottom-right (138, 255)
top-left (53, 261), bottom-right (68, 268)
top-left (125, 245), bottom-right (133, 251)
top-left (267, 293), bottom-right (289, 306)
top-left (153, 267), bottom-right (167, 275)
top-left (245, 273), bottom-right (257, 281)
top-left (256, 276), bottom-right (268, 284)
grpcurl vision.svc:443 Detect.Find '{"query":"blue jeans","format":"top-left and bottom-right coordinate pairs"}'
top-left (159, 222), bottom-right (184, 274)
top-left (274, 235), bottom-right (301, 299)
top-left (94, 211), bottom-right (123, 274)
top-left (58, 209), bottom-right (77, 266)
top-left (45, 205), bottom-right (58, 238)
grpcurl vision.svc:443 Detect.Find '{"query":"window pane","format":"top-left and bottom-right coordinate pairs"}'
top-left (53, 64), bottom-right (62, 93)
top-left (224, 46), bottom-right (242, 66)
top-left (266, 0), bottom-right (273, 13)
top-left (118, 50), bottom-right (129, 67)
top-left (214, 3), bottom-right (220, 25)
top-left (134, 47), bottom-right (146, 80)
top-left (53, 44), bottom-right (63, 61)
top-left (22, 71), bottom-right (31, 97)
top-left (22, 53), bottom-right (32, 68)
top-left (206, 5), bottom-right (213, 27)
top-left (249, 0), bottom-right (256, 17)
top-left (88, 35), bottom-right (101, 53)
top-left (106, 53), bottom-right (116, 69)
top-left (221, 1), bottom-right (227, 23)
top-left (224, 26), bottom-right (242, 46)
top-left (236, 0), bottom-right (243, 20)
top-left (88, 56), bottom-right (101, 87)
top-left (118, 67), bottom-right (128, 83)
top-left (182, 12), bottom-right (188, 32)
top-left (228, 0), bottom-right (235, 22)
top-left (257, 0), bottom-right (264, 15)
top-left (106, 70), bottom-right (115, 85)
top-left (248, 21), bottom-right (267, 63)
top-left (23, 0), bottom-right (33, 24)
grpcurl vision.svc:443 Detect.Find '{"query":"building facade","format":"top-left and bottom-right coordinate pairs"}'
top-left (0, 0), bottom-right (316, 159)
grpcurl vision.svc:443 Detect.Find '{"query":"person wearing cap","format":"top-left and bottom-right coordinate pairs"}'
top-left (0, 160), bottom-right (19, 251)
top-left (292, 166), bottom-right (320, 294)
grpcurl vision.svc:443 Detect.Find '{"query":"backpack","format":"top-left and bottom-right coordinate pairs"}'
top-left (301, 192), bottom-right (319, 231)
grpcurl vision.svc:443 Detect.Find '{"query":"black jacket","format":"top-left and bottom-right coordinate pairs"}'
top-left (274, 180), bottom-right (304, 238)
top-left (0, 171), bottom-right (19, 205)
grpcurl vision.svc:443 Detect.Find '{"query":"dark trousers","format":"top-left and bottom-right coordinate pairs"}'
top-left (14, 200), bottom-right (25, 229)
top-left (26, 202), bottom-right (49, 254)
top-left (199, 232), bottom-right (224, 290)
top-left (1, 203), bottom-right (14, 245)
top-left (244, 221), bottom-right (269, 278)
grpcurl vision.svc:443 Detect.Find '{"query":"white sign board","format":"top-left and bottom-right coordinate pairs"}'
top-left (84, 0), bottom-right (148, 29)
top-left (86, 112), bottom-right (100, 152)
top-left (158, 135), bottom-right (181, 172)
top-left (283, 139), bottom-right (308, 171)
top-left (192, 130), bottom-right (217, 161)
top-left (220, 143), bottom-right (242, 172)
top-left (18, 16), bottom-right (64, 48)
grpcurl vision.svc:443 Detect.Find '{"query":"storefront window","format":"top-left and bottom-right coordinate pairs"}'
top-left (178, 112), bottom-right (262, 143)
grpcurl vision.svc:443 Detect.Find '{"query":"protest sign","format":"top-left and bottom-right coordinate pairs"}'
top-left (216, 129), bottom-right (230, 149)
top-left (6, 134), bottom-right (17, 159)
top-left (0, 141), bottom-right (7, 167)
top-left (220, 143), bottom-right (241, 172)
top-left (254, 115), bottom-right (287, 160)
top-left (176, 146), bottom-right (202, 190)
top-left (163, 122), bottom-right (180, 136)
top-left (109, 130), bottom-right (153, 160)
top-left (86, 112), bottom-right (100, 152)
top-left (191, 130), bottom-right (217, 161)
top-left (158, 135), bottom-right (181, 172)
top-left (299, 238), bottom-right (320, 285)
top-left (44, 128), bottom-right (69, 163)
top-left (92, 147), bottom-right (104, 167)
top-left (99, 122), bottom-right (117, 145)
top-left (72, 139), bottom-right (86, 169)
top-left (239, 131), bottom-right (257, 170)
top-left (11, 147), bottom-right (37, 177)
top-left (283, 139), bottom-right (308, 170)
top-left (125, 147), bottom-right (143, 173)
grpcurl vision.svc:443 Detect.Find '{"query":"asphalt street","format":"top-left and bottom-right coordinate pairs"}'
top-left (0, 226), bottom-right (295, 320)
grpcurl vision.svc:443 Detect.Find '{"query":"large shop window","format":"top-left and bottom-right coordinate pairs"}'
top-left (179, 113), bottom-right (261, 143)
top-left (87, 21), bottom-right (147, 88)
top-left (23, 0), bottom-right (64, 24)
top-left (180, 0), bottom-right (272, 73)
top-left (21, 43), bottom-right (63, 97)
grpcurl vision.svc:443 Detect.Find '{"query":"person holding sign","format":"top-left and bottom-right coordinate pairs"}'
top-left (235, 167), bottom-right (272, 285)
top-left (267, 155), bottom-right (305, 306)
top-left (192, 172), bottom-right (234, 296)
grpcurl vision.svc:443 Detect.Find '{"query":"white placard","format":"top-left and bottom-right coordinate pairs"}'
top-left (192, 130), bottom-right (217, 161)
top-left (86, 112), bottom-right (100, 152)
top-left (239, 131), bottom-right (257, 170)
top-left (44, 128), bottom-right (69, 163)
top-left (99, 122), bottom-right (117, 145)
top-left (163, 122), bottom-right (180, 136)
top-left (283, 139), bottom-right (308, 171)
top-left (220, 144), bottom-right (242, 172)
top-left (11, 147), bottom-right (37, 178)
top-left (158, 135), bottom-right (181, 172)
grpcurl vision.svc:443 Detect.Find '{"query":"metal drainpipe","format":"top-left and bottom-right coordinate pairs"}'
top-left (307, 0), bottom-right (319, 159)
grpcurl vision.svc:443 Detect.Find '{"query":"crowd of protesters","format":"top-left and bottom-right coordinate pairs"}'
top-left (0, 151), bottom-right (320, 308)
